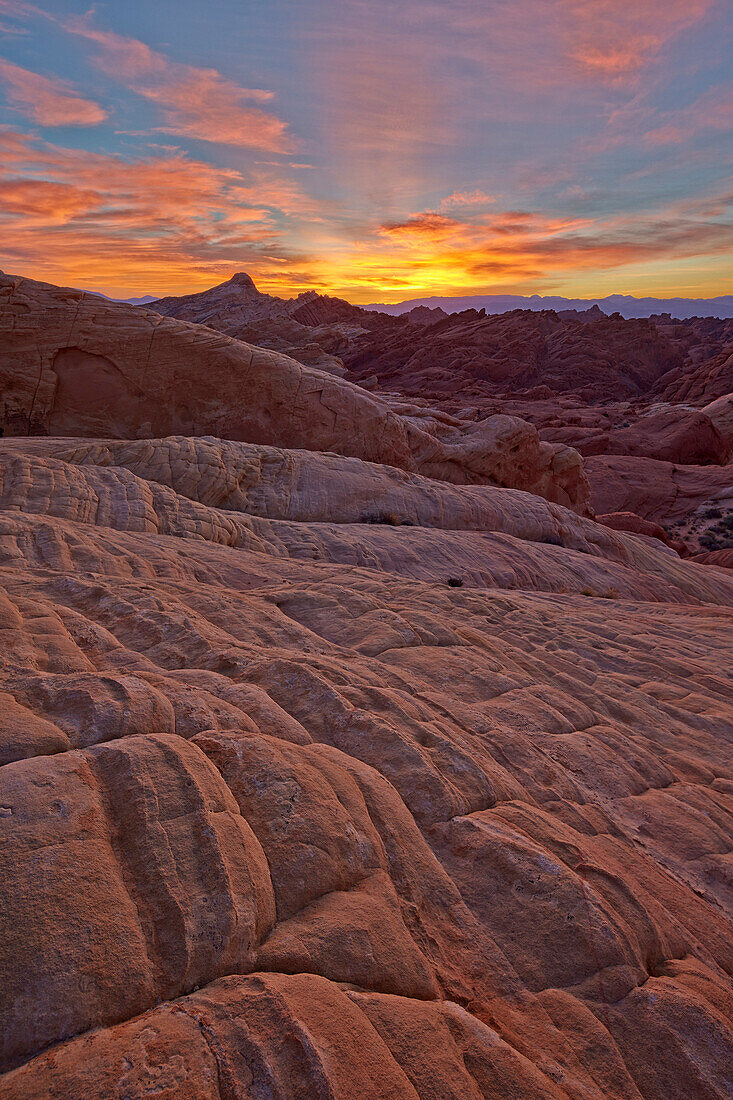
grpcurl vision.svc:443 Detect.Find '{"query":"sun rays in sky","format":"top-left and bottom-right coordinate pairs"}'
top-left (0, 0), bottom-right (731, 300)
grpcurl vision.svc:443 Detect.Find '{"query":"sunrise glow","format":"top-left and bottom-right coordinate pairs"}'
top-left (1, 0), bottom-right (730, 301)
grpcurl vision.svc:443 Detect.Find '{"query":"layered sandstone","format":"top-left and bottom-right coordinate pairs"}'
top-left (0, 429), bottom-right (732, 1097)
top-left (1, 274), bottom-right (732, 1099)
top-left (0, 272), bottom-right (588, 511)
top-left (341, 308), bottom-right (688, 401)
top-left (586, 454), bottom-right (733, 550)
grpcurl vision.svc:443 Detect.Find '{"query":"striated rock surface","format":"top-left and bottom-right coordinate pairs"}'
top-left (653, 345), bottom-right (733, 405)
top-left (0, 428), bottom-right (732, 1098)
top-left (542, 406), bottom-right (728, 466)
top-left (2, 270), bottom-right (733, 1098)
top-left (586, 454), bottom-right (733, 551)
top-left (692, 548), bottom-right (733, 569)
top-left (341, 308), bottom-right (689, 402)
top-left (0, 271), bottom-right (588, 511)
top-left (700, 393), bottom-right (733, 461)
top-left (595, 511), bottom-right (681, 551)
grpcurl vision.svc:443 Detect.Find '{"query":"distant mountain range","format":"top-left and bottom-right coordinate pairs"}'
top-left (89, 292), bottom-right (159, 306)
top-left (363, 293), bottom-right (733, 321)
top-left (86, 282), bottom-right (733, 321)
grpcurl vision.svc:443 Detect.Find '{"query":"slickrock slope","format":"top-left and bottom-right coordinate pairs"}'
top-left (586, 455), bottom-right (733, 551)
top-left (1, 430), bottom-right (733, 1098)
top-left (141, 275), bottom-right (733, 551)
top-left (693, 549), bottom-right (733, 569)
top-left (0, 435), bottom-right (728, 603)
top-left (0, 272), bottom-right (588, 511)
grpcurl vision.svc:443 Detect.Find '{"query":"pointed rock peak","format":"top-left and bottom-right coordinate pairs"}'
top-left (227, 272), bottom-right (258, 291)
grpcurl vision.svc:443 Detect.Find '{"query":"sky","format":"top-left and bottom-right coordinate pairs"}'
top-left (0, 0), bottom-right (731, 302)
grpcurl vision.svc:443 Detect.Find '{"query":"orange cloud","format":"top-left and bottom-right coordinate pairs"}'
top-left (3, 125), bottom-right (730, 302)
top-left (0, 58), bottom-right (107, 125)
top-left (0, 127), bottom-right (309, 295)
top-left (565, 0), bottom-right (712, 82)
top-left (299, 195), bottom-right (733, 301)
top-left (439, 190), bottom-right (497, 210)
top-left (63, 18), bottom-right (291, 153)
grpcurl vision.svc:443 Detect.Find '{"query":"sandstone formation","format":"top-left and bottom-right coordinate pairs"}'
top-left (151, 272), bottom-right (367, 376)
top-left (342, 308), bottom-right (689, 402)
top-left (0, 426), bottom-right (732, 1097)
top-left (653, 340), bottom-right (733, 405)
top-left (541, 406), bottom-right (728, 466)
top-left (144, 275), bottom-right (733, 551)
top-left (0, 272), bottom-right (588, 510)
top-left (586, 455), bottom-right (733, 551)
top-left (1, 271), bottom-right (733, 1098)
top-left (700, 393), bottom-right (733, 461)
top-left (146, 273), bottom-right (733, 413)
top-left (692, 548), bottom-right (733, 569)
top-left (595, 511), bottom-right (681, 551)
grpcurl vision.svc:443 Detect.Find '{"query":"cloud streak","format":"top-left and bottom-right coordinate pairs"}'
top-left (0, 58), bottom-right (107, 125)
top-left (0, 1), bottom-right (729, 300)
top-left (0, 126), bottom-right (312, 294)
top-left (63, 17), bottom-right (292, 152)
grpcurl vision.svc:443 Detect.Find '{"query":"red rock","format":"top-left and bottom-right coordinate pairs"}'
top-left (692, 548), bottom-right (733, 569)
top-left (342, 308), bottom-right (688, 401)
top-left (586, 454), bottom-right (732, 525)
top-left (544, 406), bottom-right (728, 465)
top-left (700, 392), bottom-right (733, 461)
top-left (654, 345), bottom-right (733, 405)
top-left (1, 276), bottom-right (733, 1098)
top-left (0, 272), bottom-right (589, 511)
top-left (596, 510), bottom-right (676, 547)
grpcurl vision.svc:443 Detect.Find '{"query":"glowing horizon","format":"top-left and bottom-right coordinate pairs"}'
top-left (0, 0), bottom-right (731, 303)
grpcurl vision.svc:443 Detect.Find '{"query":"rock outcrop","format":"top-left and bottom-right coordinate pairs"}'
top-left (700, 393), bottom-right (733, 461)
top-left (342, 308), bottom-right (689, 401)
top-left (692, 548), bottom-right (733, 569)
top-left (653, 344), bottom-right (733, 405)
top-left (1, 270), bottom-right (733, 1098)
top-left (542, 406), bottom-right (728, 466)
top-left (595, 510), bottom-right (681, 551)
top-left (586, 454), bottom-right (733, 553)
top-left (0, 272), bottom-right (588, 511)
top-left (0, 428), bottom-right (732, 1097)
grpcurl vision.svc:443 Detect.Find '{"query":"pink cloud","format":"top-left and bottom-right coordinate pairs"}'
top-left (564, 0), bottom-right (713, 82)
top-left (64, 18), bottom-right (292, 153)
top-left (439, 190), bottom-right (497, 210)
top-left (0, 126), bottom-right (316, 294)
top-left (0, 58), bottom-right (107, 125)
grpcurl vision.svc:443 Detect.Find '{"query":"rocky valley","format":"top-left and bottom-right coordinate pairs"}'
top-left (1, 270), bottom-right (732, 1098)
